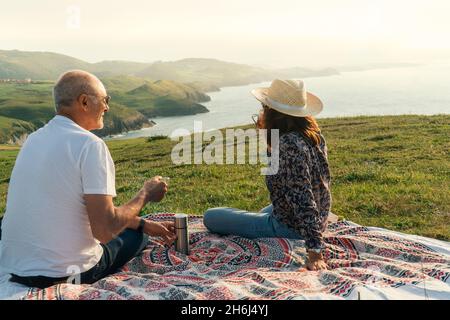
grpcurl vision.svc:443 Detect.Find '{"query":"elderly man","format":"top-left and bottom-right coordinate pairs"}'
top-left (0, 70), bottom-right (176, 289)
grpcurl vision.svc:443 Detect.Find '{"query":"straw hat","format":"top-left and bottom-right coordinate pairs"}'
top-left (251, 79), bottom-right (323, 117)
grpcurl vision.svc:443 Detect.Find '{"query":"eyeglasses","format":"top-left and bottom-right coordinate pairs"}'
top-left (88, 94), bottom-right (111, 105)
top-left (104, 95), bottom-right (111, 105)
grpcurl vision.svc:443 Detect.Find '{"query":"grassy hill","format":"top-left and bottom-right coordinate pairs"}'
top-left (0, 50), bottom-right (91, 80)
top-left (113, 80), bottom-right (210, 117)
top-left (0, 116), bottom-right (36, 144)
top-left (90, 60), bottom-right (151, 78)
top-left (100, 77), bottom-right (210, 116)
top-left (0, 50), bottom-right (339, 88)
top-left (0, 50), bottom-right (149, 80)
top-left (0, 82), bottom-right (59, 132)
top-left (0, 81), bottom-right (152, 142)
top-left (135, 58), bottom-right (339, 88)
top-left (0, 49), bottom-right (343, 142)
top-left (124, 80), bottom-right (210, 103)
top-left (92, 103), bottom-right (150, 137)
top-left (100, 76), bottom-right (211, 117)
top-left (0, 115), bottom-right (448, 240)
top-left (100, 75), bottom-right (151, 92)
top-left (0, 77), bottom-right (212, 142)
top-left (135, 58), bottom-right (270, 87)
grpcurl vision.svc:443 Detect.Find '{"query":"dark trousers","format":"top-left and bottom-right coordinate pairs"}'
top-left (9, 228), bottom-right (149, 289)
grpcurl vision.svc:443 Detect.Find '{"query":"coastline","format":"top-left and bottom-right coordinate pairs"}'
top-left (105, 62), bottom-right (446, 142)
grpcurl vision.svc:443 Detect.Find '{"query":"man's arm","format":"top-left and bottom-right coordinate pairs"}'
top-left (84, 190), bottom-right (146, 243)
top-left (84, 176), bottom-right (175, 244)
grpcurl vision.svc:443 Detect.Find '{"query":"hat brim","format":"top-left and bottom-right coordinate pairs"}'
top-left (251, 87), bottom-right (323, 117)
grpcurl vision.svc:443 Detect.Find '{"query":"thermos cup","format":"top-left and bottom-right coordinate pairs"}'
top-left (174, 214), bottom-right (189, 255)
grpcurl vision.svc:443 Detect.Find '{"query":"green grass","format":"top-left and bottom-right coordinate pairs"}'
top-left (0, 115), bottom-right (449, 240)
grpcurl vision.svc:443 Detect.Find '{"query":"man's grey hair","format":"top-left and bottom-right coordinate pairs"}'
top-left (53, 70), bottom-right (100, 112)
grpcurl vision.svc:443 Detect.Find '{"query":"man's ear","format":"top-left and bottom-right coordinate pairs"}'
top-left (77, 94), bottom-right (89, 111)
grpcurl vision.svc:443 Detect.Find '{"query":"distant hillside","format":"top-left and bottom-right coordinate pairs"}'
top-left (0, 50), bottom-right (340, 88)
top-left (0, 50), bottom-right (91, 80)
top-left (0, 115), bottom-right (36, 144)
top-left (0, 82), bottom-right (151, 143)
top-left (100, 75), bottom-right (150, 92)
top-left (99, 76), bottom-right (211, 115)
top-left (0, 50), bottom-right (152, 80)
top-left (136, 58), bottom-right (340, 88)
top-left (0, 76), bottom-right (212, 143)
top-left (187, 81), bottom-right (221, 93)
top-left (92, 103), bottom-right (151, 137)
top-left (112, 79), bottom-right (210, 117)
top-left (0, 49), bottom-right (345, 143)
top-left (127, 80), bottom-right (210, 103)
top-left (91, 61), bottom-right (151, 78)
top-left (135, 58), bottom-right (270, 87)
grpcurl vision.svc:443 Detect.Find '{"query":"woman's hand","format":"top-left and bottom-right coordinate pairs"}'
top-left (306, 250), bottom-right (328, 271)
top-left (144, 220), bottom-right (177, 246)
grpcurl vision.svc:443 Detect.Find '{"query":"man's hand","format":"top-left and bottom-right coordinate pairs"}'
top-left (159, 221), bottom-right (176, 234)
top-left (306, 251), bottom-right (328, 271)
top-left (144, 220), bottom-right (177, 246)
top-left (142, 176), bottom-right (168, 203)
top-left (85, 177), bottom-right (168, 244)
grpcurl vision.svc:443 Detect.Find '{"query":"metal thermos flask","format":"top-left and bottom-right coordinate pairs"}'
top-left (174, 214), bottom-right (189, 255)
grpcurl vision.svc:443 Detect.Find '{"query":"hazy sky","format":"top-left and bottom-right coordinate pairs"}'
top-left (1, 0), bottom-right (450, 67)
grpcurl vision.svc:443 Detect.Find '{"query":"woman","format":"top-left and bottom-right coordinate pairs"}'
top-left (203, 79), bottom-right (332, 271)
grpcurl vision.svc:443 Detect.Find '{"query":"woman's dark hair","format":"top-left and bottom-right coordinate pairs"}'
top-left (258, 104), bottom-right (321, 147)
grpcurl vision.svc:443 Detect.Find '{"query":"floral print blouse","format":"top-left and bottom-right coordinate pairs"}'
top-left (265, 131), bottom-right (331, 250)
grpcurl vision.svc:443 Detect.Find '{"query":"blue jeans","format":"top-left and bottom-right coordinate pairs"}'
top-left (9, 228), bottom-right (148, 289)
top-left (203, 204), bottom-right (302, 239)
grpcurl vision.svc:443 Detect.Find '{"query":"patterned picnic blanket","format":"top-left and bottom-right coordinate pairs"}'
top-left (10, 214), bottom-right (450, 299)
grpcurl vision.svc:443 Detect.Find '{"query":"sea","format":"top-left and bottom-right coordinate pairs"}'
top-left (108, 61), bottom-right (450, 140)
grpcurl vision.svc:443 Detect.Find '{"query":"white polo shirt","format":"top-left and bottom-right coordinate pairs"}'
top-left (0, 115), bottom-right (116, 277)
